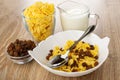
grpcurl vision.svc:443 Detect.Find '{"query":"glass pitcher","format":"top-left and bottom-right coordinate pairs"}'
top-left (57, 0), bottom-right (99, 31)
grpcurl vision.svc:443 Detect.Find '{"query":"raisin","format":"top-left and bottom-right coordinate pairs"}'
top-left (75, 50), bottom-right (78, 53)
top-left (46, 53), bottom-right (53, 60)
top-left (60, 48), bottom-right (64, 51)
top-left (72, 46), bottom-right (76, 49)
top-left (72, 69), bottom-right (78, 72)
top-left (86, 65), bottom-right (93, 70)
top-left (94, 56), bottom-right (98, 59)
top-left (49, 49), bottom-right (53, 53)
top-left (90, 45), bottom-right (95, 50)
top-left (71, 60), bottom-right (78, 67)
top-left (82, 62), bottom-right (88, 67)
top-left (46, 56), bottom-right (50, 60)
top-left (86, 47), bottom-right (90, 50)
top-left (85, 51), bottom-right (93, 57)
top-left (94, 61), bottom-right (99, 66)
top-left (14, 52), bottom-right (18, 57)
top-left (68, 55), bottom-right (72, 59)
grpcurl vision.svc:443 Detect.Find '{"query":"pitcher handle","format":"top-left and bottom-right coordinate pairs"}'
top-left (89, 14), bottom-right (99, 26)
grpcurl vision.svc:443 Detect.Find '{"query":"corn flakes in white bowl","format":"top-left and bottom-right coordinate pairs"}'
top-left (28, 30), bottom-right (110, 77)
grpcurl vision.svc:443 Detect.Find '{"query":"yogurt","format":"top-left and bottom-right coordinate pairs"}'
top-left (60, 8), bottom-right (89, 31)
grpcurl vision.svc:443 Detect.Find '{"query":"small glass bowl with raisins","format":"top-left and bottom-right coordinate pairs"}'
top-left (6, 39), bottom-right (36, 64)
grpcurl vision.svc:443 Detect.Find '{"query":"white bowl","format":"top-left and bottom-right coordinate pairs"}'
top-left (28, 30), bottom-right (110, 77)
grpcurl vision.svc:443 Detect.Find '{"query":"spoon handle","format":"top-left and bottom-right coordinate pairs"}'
top-left (69, 25), bottom-right (96, 51)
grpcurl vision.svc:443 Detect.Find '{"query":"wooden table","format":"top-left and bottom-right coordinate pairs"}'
top-left (0, 0), bottom-right (120, 80)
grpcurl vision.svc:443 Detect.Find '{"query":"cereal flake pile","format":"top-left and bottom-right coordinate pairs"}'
top-left (23, 2), bottom-right (54, 42)
top-left (46, 40), bottom-right (99, 72)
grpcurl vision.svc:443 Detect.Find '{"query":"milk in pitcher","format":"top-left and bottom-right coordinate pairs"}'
top-left (60, 8), bottom-right (89, 31)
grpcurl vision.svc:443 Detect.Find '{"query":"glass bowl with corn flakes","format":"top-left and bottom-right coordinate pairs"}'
top-left (28, 30), bottom-right (110, 77)
top-left (22, 2), bottom-right (55, 43)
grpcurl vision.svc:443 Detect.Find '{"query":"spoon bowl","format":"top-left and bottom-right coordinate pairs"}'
top-left (48, 50), bottom-right (69, 68)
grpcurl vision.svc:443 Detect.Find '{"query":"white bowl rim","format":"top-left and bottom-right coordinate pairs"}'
top-left (29, 30), bottom-right (110, 76)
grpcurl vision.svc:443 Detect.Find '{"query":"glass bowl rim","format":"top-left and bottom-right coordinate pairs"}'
top-left (6, 51), bottom-right (31, 59)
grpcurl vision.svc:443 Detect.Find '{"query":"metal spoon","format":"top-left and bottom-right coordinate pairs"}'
top-left (48, 25), bottom-right (96, 68)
